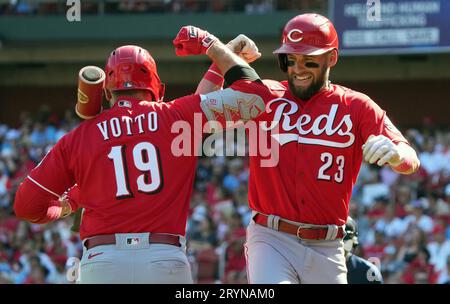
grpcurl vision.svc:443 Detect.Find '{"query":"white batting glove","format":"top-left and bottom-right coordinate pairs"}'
top-left (227, 34), bottom-right (261, 63)
top-left (362, 134), bottom-right (402, 167)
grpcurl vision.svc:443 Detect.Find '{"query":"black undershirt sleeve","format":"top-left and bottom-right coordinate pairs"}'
top-left (223, 65), bottom-right (262, 87)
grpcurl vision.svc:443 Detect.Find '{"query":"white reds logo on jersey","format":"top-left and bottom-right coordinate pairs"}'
top-left (261, 98), bottom-right (355, 148)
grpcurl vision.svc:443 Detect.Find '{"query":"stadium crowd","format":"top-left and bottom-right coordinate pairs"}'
top-left (0, 0), bottom-right (327, 15)
top-left (0, 103), bottom-right (449, 284)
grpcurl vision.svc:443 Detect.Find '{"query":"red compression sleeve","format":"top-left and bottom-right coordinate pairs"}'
top-left (203, 63), bottom-right (224, 87)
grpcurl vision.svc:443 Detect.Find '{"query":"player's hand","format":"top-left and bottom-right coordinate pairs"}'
top-left (173, 25), bottom-right (218, 56)
top-left (362, 134), bottom-right (402, 167)
top-left (60, 184), bottom-right (80, 217)
top-left (227, 34), bottom-right (261, 63)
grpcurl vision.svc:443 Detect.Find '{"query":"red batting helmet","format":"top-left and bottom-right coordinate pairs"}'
top-left (104, 45), bottom-right (165, 102)
top-left (274, 13), bottom-right (339, 72)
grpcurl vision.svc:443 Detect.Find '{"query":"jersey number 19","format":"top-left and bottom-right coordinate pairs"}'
top-left (108, 142), bottom-right (162, 199)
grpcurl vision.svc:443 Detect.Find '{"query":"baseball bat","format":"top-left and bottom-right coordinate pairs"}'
top-left (71, 208), bottom-right (83, 233)
top-left (76, 66), bottom-right (105, 119)
top-left (72, 67), bottom-right (104, 230)
top-left (72, 66), bottom-right (104, 231)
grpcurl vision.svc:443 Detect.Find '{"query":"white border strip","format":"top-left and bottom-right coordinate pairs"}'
top-left (27, 176), bottom-right (61, 199)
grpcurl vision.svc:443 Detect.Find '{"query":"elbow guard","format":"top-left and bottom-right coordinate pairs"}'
top-left (199, 88), bottom-right (265, 128)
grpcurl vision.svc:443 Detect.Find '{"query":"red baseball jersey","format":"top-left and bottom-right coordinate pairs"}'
top-left (239, 79), bottom-right (409, 226)
top-left (26, 95), bottom-right (206, 240)
top-left (15, 79), bottom-right (277, 240)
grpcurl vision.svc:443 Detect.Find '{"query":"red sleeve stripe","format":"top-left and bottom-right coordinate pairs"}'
top-left (27, 176), bottom-right (61, 199)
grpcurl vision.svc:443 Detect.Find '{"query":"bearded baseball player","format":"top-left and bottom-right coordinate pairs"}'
top-left (13, 32), bottom-right (269, 283)
top-left (189, 14), bottom-right (420, 284)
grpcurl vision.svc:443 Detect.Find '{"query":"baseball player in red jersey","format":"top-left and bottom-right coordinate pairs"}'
top-left (192, 14), bottom-right (420, 284)
top-left (13, 31), bottom-right (271, 283)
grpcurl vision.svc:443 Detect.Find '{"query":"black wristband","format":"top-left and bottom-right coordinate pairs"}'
top-left (223, 65), bottom-right (261, 87)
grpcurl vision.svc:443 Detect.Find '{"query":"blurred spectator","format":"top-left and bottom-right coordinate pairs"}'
top-left (223, 158), bottom-right (245, 193)
top-left (7, 260), bottom-right (29, 284)
top-left (397, 227), bottom-right (427, 264)
top-left (361, 169), bottom-right (389, 208)
top-left (15, 0), bottom-right (38, 15)
top-left (403, 198), bottom-right (434, 234)
top-left (245, 0), bottom-right (273, 14)
top-left (45, 232), bottom-right (68, 267)
top-left (23, 256), bottom-right (48, 284)
top-left (439, 256), bottom-right (450, 284)
top-left (211, 0), bottom-right (229, 12)
top-left (427, 225), bottom-right (450, 283)
top-left (55, 122), bottom-right (70, 142)
top-left (234, 184), bottom-right (252, 226)
top-left (380, 242), bottom-right (404, 283)
top-left (363, 230), bottom-right (387, 261)
top-left (402, 247), bottom-right (438, 284)
top-left (222, 212), bottom-right (245, 242)
top-left (0, 169), bottom-right (11, 208)
top-left (427, 191), bottom-right (450, 219)
top-left (366, 196), bottom-right (388, 221)
top-left (188, 214), bottom-right (218, 251)
top-left (380, 165), bottom-right (400, 188)
top-left (419, 137), bottom-right (445, 175)
top-left (46, 261), bottom-right (67, 284)
top-left (29, 122), bottom-right (48, 147)
top-left (374, 204), bottom-right (407, 238)
top-left (11, 149), bottom-right (36, 189)
top-left (223, 228), bottom-right (246, 284)
top-left (393, 184), bottom-right (415, 218)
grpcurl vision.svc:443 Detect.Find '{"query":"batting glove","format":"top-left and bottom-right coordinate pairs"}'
top-left (362, 134), bottom-right (402, 167)
top-left (227, 34), bottom-right (261, 63)
top-left (173, 25), bottom-right (218, 56)
top-left (61, 184), bottom-right (80, 213)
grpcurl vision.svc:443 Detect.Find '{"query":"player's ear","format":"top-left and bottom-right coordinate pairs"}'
top-left (328, 49), bottom-right (338, 68)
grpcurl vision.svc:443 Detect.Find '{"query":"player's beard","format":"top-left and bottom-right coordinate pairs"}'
top-left (288, 67), bottom-right (328, 101)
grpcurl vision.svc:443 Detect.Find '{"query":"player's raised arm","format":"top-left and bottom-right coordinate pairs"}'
top-left (173, 26), bottom-right (250, 75)
top-left (172, 26), bottom-right (271, 126)
top-left (195, 34), bottom-right (261, 94)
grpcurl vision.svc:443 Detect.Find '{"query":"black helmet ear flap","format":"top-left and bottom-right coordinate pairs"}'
top-left (277, 54), bottom-right (288, 72)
